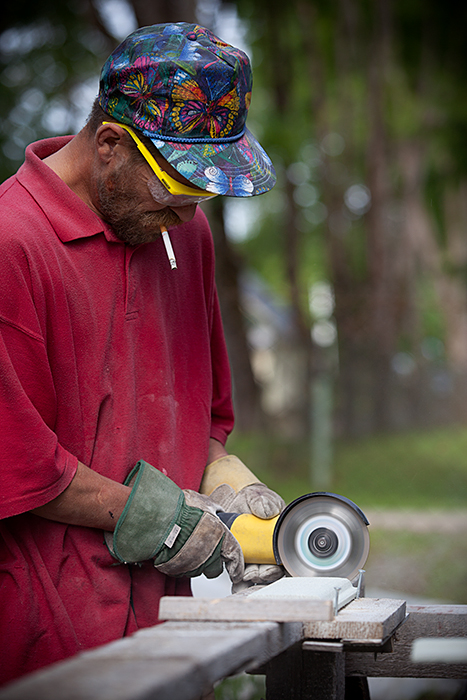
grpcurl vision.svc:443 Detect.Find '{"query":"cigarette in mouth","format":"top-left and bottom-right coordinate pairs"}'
top-left (160, 225), bottom-right (177, 270)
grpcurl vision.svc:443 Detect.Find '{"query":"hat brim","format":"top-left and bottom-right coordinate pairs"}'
top-left (148, 128), bottom-right (276, 197)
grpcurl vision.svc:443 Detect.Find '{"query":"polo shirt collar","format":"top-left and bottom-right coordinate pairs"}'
top-left (16, 136), bottom-right (122, 244)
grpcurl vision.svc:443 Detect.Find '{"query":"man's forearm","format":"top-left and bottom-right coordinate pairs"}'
top-left (207, 437), bottom-right (228, 464)
top-left (31, 461), bottom-right (131, 531)
top-left (32, 440), bottom-right (228, 530)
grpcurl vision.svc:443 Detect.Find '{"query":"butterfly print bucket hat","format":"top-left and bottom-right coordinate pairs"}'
top-left (98, 22), bottom-right (276, 197)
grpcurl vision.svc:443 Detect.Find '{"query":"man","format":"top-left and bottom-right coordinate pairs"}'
top-left (0, 22), bottom-right (284, 686)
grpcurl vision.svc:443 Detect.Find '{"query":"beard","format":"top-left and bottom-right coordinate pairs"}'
top-left (95, 164), bottom-right (182, 246)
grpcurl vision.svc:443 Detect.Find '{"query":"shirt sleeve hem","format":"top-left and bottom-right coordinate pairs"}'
top-left (0, 450), bottom-right (78, 520)
top-left (210, 426), bottom-right (230, 447)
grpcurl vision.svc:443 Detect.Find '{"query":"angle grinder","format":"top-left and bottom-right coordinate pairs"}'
top-left (218, 492), bottom-right (370, 580)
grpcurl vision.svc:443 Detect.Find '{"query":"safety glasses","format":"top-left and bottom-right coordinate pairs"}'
top-left (102, 121), bottom-right (216, 205)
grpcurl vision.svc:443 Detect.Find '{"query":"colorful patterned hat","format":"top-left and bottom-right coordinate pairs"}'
top-left (98, 23), bottom-right (275, 197)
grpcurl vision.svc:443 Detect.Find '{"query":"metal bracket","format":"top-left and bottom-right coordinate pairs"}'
top-left (356, 569), bottom-right (365, 598)
top-left (333, 586), bottom-right (341, 615)
top-left (343, 636), bottom-right (394, 654)
top-left (303, 640), bottom-right (344, 653)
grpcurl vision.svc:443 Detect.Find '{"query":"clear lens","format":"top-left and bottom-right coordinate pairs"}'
top-left (147, 176), bottom-right (215, 206)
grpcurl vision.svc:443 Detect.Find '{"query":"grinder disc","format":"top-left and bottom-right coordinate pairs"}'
top-left (274, 493), bottom-right (370, 579)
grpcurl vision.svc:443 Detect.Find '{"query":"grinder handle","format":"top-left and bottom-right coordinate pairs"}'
top-left (217, 511), bottom-right (279, 565)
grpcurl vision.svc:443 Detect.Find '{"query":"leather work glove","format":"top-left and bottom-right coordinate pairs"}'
top-left (200, 455), bottom-right (286, 587)
top-left (104, 460), bottom-right (244, 583)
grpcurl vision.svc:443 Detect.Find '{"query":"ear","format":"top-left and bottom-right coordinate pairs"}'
top-left (95, 123), bottom-right (130, 165)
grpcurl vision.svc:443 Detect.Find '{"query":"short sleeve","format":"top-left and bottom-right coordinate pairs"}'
top-left (0, 320), bottom-right (77, 519)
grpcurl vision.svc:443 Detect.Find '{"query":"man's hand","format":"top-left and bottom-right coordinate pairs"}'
top-left (222, 482), bottom-right (285, 520)
top-left (201, 453), bottom-right (286, 519)
top-left (105, 460), bottom-right (244, 582)
top-left (201, 453), bottom-right (286, 587)
top-left (32, 456), bottom-right (244, 583)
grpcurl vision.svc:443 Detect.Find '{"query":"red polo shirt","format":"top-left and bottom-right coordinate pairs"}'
top-left (0, 137), bottom-right (234, 684)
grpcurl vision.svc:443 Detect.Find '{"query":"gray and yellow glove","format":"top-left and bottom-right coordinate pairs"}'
top-left (105, 460), bottom-right (244, 583)
top-left (200, 454), bottom-right (285, 586)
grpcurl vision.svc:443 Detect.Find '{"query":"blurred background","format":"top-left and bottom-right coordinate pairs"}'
top-left (1, 1), bottom-right (466, 697)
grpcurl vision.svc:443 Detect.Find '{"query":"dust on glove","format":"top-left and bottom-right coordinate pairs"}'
top-left (200, 454), bottom-right (285, 519)
top-left (223, 482), bottom-right (285, 520)
top-left (203, 456), bottom-right (286, 588)
top-left (231, 562), bottom-right (285, 593)
top-left (104, 460), bottom-right (244, 583)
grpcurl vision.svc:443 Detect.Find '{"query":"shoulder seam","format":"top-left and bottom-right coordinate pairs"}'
top-left (0, 177), bottom-right (17, 200)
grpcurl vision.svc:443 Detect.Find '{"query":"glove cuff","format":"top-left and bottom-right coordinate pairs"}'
top-left (200, 454), bottom-right (260, 496)
top-left (107, 460), bottom-right (184, 563)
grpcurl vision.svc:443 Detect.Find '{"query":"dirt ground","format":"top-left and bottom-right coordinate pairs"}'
top-left (364, 509), bottom-right (467, 535)
top-left (363, 508), bottom-right (467, 604)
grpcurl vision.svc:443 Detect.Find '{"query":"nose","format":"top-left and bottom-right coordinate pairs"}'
top-left (170, 203), bottom-right (198, 222)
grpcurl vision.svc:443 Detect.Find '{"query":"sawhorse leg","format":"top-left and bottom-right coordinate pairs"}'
top-left (265, 642), bottom-right (345, 700)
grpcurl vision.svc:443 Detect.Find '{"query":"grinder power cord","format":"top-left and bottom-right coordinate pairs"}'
top-left (104, 460), bottom-right (244, 583)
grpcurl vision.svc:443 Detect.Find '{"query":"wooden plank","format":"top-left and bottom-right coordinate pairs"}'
top-left (251, 577), bottom-right (357, 611)
top-left (345, 604), bottom-right (467, 679)
top-left (3, 601), bottom-right (462, 700)
top-left (159, 595), bottom-right (334, 623)
top-left (0, 621), bottom-right (303, 700)
top-left (302, 598), bottom-right (406, 643)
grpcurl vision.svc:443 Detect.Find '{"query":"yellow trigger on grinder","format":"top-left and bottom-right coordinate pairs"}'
top-left (230, 513), bottom-right (279, 565)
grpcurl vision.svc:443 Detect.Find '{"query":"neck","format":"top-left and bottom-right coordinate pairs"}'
top-left (43, 131), bottom-right (100, 216)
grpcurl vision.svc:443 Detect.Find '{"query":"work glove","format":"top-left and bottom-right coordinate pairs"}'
top-left (104, 460), bottom-right (244, 583)
top-left (200, 455), bottom-right (286, 587)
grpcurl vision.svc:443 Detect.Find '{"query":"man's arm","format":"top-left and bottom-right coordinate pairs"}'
top-left (32, 439), bottom-right (226, 531)
top-left (31, 438), bottom-right (227, 532)
top-left (31, 462), bottom-right (131, 531)
top-left (208, 437), bottom-right (228, 464)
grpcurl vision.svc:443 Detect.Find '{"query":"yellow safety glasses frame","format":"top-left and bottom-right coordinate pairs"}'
top-left (102, 121), bottom-right (214, 200)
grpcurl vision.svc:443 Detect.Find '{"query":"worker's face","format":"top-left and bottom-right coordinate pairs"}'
top-left (95, 149), bottom-right (199, 246)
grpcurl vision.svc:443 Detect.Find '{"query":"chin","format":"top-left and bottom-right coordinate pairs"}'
top-left (110, 210), bottom-right (183, 245)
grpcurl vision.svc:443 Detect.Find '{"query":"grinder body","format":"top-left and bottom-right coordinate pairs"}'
top-left (219, 492), bottom-right (370, 580)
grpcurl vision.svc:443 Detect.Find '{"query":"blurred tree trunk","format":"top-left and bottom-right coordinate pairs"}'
top-left (364, 0), bottom-right (400, 431)
top-left (298, 0), bottom-right (365, 436)
top-left (443, 181), bottom-right (467, 423)
top-left (130, 0), bottom-right (197, 26)
top-left (300, 0), bottom-right (410, 435)
top-left (399, 142), bottom-right (467, 423)
top-left (443, 182), bottom-right (467, 372)
top-left (207, 199), bottom-right (265, 431)
top-left (264, 0), bottom-right (314, 434)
